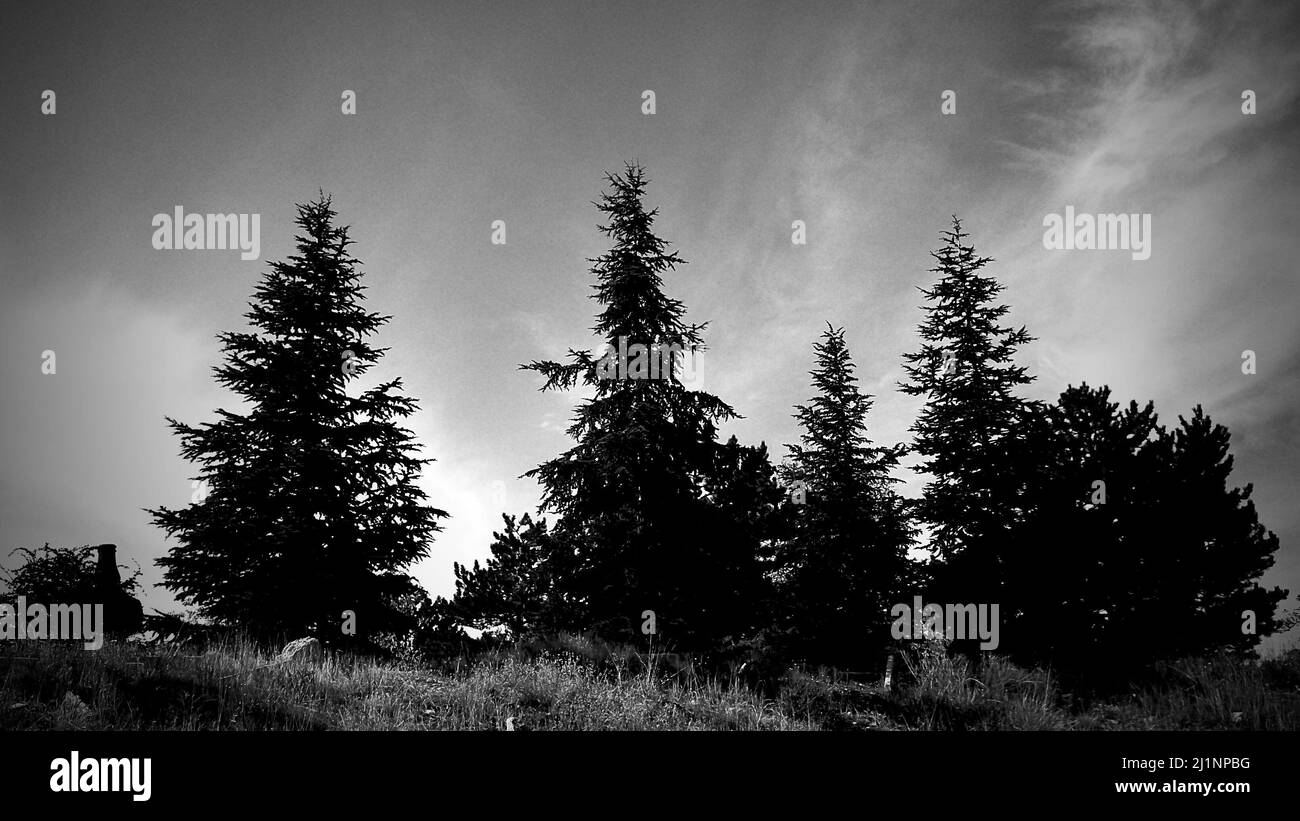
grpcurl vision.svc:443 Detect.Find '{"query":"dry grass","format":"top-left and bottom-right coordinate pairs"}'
top-left (2, 635), bottom-right (1296, 731)
top-left (0, 638), bottom-right (811, 730)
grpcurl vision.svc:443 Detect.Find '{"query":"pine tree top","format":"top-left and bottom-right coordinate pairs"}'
top-left (899, 216), bottom-right (1035, 433)
top-left (524, 164), bottom-right (713, 389)
top-left (783, 323), bottom-right (904, 504)
top-left (520, 163), bottom-right (737, 518)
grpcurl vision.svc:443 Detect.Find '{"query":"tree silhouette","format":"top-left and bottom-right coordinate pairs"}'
top-left (997, 384), bottom-right (1289, 685)
top-left (519, 163), bottom-right (771, 648)
top-left (149, 194), bottom-right (447, 644)
top-left (996, 385), bottom-right (1164, 678)
top-left (775, 324), bottom-right (914, 668)
top-left (899, 217), bottom-right (1035, 608)
top-left (445, 513), bottom-right (573, 640)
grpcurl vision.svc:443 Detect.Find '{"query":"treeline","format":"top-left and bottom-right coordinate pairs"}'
top-left (135, 163), bottom-right (1288, 687)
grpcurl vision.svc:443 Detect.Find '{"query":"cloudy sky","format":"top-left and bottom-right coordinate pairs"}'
top-left (2, 0), bottom-right (1297, 648)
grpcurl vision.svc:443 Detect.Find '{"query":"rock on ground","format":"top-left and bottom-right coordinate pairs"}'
top-left (278, 637), bottom-right (323, 664)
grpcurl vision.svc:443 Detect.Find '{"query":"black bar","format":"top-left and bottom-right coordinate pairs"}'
top-left (2, 730), bottom-right (1288, 809)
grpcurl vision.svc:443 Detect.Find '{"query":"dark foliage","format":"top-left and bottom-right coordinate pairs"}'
top-left (996, 384), bottom-right (1290, 685)
top-left (2, 543), bottom-right (141, 603)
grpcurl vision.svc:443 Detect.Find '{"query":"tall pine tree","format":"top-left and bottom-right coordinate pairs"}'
top-left (899, 217), bottom-right (1035, 603)
top-left (776, 324), bottom-right (913, 668)
top-left (149, 194), bottom-right (447, 644)
top-left (520, 163), bottom-right (771, 649)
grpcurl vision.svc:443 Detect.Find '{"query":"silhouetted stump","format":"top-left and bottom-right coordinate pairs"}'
top-left (94, 544), bottom-right (144, 637)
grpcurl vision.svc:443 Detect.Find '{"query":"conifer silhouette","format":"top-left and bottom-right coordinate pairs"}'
top-left (518, 163), bottom-right (773, 648)
top-left (775, 324), bottom-right (914, 667)
top-left (998, 385), bottom-right (1288, 683)
top-left (899, 217), bottom-right (1035, 606)
top-left (149, 194), bottom-right (447, 644)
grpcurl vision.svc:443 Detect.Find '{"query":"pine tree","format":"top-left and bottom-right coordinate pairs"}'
top-left (777, 324), bottom-right (913, 667)
top-left (520, 163), bottom-right (769, 648)
top-left (446, 513), bottom-right (572, 640)
top-left (998, 385), bottom-right (1289, 685)
top-left (899, 217), bottom-right (1035, 601)
top-left (1150, 405), bottom-right (1288, 658)
top-left (708, 436), bottom-right (789, 572)
top-left (995, 384), bottom-right (1163, 677)
top-left (149, 194), bottom-right (447, 644)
